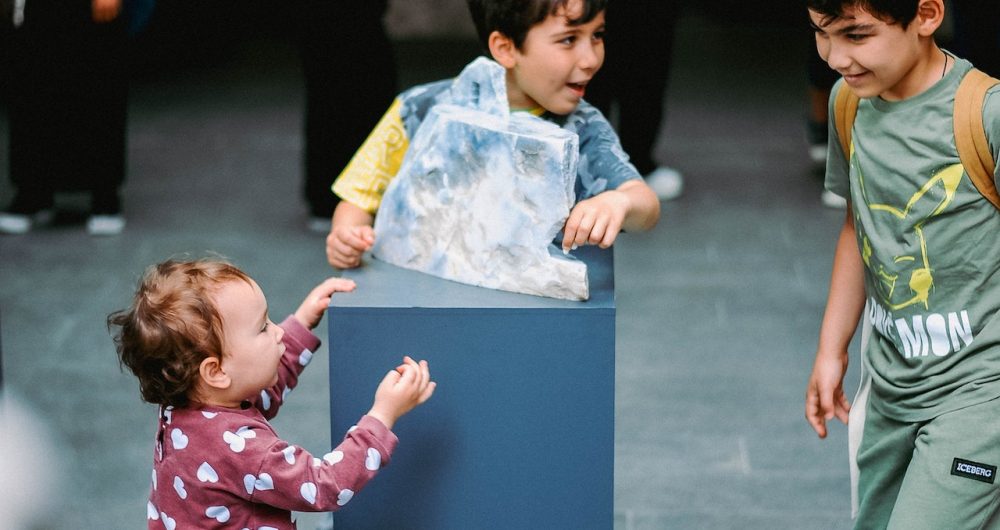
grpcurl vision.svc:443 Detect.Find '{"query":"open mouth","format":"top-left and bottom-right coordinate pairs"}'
top-left (567, 82), bottom-right (587, 96)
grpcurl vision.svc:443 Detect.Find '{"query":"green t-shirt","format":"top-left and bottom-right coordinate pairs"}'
top-left (826, 57), bottom-right (1000, 422)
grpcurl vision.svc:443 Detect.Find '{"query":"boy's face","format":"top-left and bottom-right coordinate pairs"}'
top-left (506, 0), bottom-right (605, 115)
top-left (215, 279), bottom-right (285, 400)
top-left (810, 6), bottom-right (925, 100)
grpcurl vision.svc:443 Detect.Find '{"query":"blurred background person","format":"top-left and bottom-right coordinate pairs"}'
top-left (0, 0), bottom-right (129, 236)
top-left (586, 1), bottom-right (684, 201)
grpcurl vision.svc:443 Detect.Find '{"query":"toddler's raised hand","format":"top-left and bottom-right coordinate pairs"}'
top-left (293, 277), bottom-right (357, 330)
top-left (367, 356), bottom-right (436, 430)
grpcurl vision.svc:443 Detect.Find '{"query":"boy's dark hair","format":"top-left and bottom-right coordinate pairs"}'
top-left (807, 0), bottom-right (918, 28)
top-left (467, 0), bottom-right (607, 50)
top-left (108, 259), bottom-right (253, 408)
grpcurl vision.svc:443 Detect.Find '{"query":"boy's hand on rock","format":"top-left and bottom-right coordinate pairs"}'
top-left (293, 277), bottom-right (357, 329)
top-left (562, 190), bottom-right (629, 253)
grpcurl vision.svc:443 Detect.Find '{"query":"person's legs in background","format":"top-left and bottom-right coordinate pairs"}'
top-left (586, 2), bottom-right (682, 201)
top-left (298, 1), bottom-right (397, 233)
top-left (806, 42), bottom-right (844, 208)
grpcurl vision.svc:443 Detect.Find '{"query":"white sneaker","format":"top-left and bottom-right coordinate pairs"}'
top-left (645, 166), bottom-right (684, 201)
top-left (821, 190), bottom-right (848, 209)
top-left (86, 214), bottom-right (126, 236)
top-left (809, 144), bottom-right (827, 166)
top-left (0, 209), bottom-right (54, 235)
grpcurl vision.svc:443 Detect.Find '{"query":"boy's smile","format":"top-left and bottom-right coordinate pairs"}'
top-left (809, 3), bottom-right (945, 101)
top-left (504, 0), bottom-right (605, 115)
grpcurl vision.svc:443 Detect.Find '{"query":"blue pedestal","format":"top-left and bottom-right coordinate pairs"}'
top-left (328, 246), bottom-right (615, 529)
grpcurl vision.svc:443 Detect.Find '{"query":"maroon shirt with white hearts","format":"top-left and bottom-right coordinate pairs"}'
top-left (146, 316), bottom-right (398, 529)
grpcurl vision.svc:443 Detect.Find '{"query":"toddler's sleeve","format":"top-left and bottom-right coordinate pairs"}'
top-left (241, 415), bottom-right (399, 512)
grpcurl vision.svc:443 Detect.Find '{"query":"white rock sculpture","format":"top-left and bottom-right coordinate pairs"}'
top-left (371, 57), bottom-right (589, 301)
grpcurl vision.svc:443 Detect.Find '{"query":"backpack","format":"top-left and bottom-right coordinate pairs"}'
top-left (833, 68), bottom-right (1000, 209)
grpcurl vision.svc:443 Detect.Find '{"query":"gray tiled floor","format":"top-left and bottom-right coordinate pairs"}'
top-left (1, 13), bottom-right (859, 530)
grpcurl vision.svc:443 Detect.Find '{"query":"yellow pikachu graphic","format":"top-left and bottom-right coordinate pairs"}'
top-left (855, 155), bottom-right (965, 312)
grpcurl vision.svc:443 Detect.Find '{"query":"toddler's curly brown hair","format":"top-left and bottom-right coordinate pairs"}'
top-left (108, 259), bottom-right (252, 408)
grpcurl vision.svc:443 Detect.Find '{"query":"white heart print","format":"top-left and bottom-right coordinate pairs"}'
top-left (151, 469), bottom-right (157, 490)
top-left (170, 428), bottom-right (188, 450)
top-left (147, 501), bottom-right (159, 520)
top-left (201, 411), bottom-right (218, 419)
top-left (243, 473), bottom-right (275, 494)
top-left (337, 488), bottom-right (354, 506)
top-left (299, 349), bottom-right (313, 366)
top-left (160, 512), bottom-right (176, 530)
top-left (322, 450), bottom-right (344, 465)
top-left (205, 505), bottom-right (231, 523)
top-left (173, 476), bottom-right (187, 499)
top-left (365, 448), bottom-right (381, 471)
top-left (223, 428), bottom-right (256, 453)
top-left (300, 482), bottom-right (318, 504)
top-left (260, 390), bottom-right (272, 411)
top-left (197, 462), bottom-right (219, 483)
top-left (282, 446), bottom-right (297, 465)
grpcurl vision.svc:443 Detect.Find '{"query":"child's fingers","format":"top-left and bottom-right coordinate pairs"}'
top-left (316, 277), bottom-right (357, 295)
top-left (599, 217), bottom-right (623, 248)
top-left (419, 381), bottom-right (437, 403)
top-left (355, 226), bottom-right (376, 246)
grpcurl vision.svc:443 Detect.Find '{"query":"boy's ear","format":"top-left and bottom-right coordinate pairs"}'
top-left (914, 0), bottom-right (945, 36)
top-left (199, 356), bottom-right (231, 390)
top-left (488, 30), bottom-right (518, 68)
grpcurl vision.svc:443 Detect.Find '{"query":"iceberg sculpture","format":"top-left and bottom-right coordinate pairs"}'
top-left (371, 57), bottom-right (589, 301)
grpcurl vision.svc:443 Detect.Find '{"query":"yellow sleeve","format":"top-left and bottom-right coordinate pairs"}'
top-left (332, 98), bottom-right (410, 214)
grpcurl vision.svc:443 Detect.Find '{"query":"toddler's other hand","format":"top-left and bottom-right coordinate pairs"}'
top-left (368, 356), bottom-right (436, 430)
top-left (326, 225), bottom-right (375, 269)
top-left (562, 190), bottom-right (629, 253)
top-left (293, 277), bottom-right (357, 329)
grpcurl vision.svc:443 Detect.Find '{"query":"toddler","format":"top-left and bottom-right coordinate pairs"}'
top-left (109, 259), bottom-right (434, 529)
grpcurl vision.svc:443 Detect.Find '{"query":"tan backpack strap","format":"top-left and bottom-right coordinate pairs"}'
top-left (834, 82), bottom-right (860, 160)
top-left (954, 67), bottom-right (1000, 210)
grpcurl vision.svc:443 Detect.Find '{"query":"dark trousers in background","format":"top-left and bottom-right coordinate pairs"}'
top-left (586, 2), bottom-right (679, 175)
top-left (5, 0), bottom-right (127, 213)
top-left (295, 0), bottom-right (397, 219)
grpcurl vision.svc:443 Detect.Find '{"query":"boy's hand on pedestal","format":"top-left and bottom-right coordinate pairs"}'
top-left (293, 277), bottom-right (357, 330)
top-left (327, 225), bottom-right (375, 269)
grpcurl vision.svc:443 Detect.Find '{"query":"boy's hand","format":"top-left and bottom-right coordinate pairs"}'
top-left (805, 351), bottom-right (851, 439)
top-left (326, 225), bottom-right (375, 269)
top-left (293, 277), bottom-right (357, 330)
top-left (367, 356), bottom-right (436, 430)
top-left (562, 190), bottom-right (630, 253)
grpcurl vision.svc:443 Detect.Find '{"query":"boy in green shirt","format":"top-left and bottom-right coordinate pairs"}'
top-left (805, 0), bottom-right (1000, 526)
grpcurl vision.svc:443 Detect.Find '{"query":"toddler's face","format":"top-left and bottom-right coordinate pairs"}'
top-left (506, 0), bottom-right (605, 115)
top-left (214, 278), bottom-right (285, 400)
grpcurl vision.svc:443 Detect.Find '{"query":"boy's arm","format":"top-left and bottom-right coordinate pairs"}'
top-left (805, 207), bottom-right (866, 438)
top-left (326, 97), bottom-right (410, 269)
top-left (561, 179), bottom-right (660, 252)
